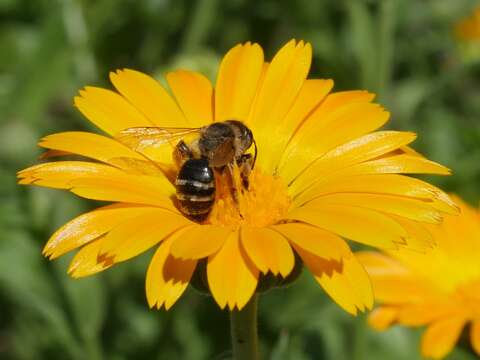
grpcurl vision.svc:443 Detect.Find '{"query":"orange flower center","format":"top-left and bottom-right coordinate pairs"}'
top-left (208, 166), bottom-right (291, 228)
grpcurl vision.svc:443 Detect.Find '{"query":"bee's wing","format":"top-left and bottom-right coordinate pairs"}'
top-left (108, 157), bottom-right (166, 175)
top-left (115, 127), bottom-right (201, 151)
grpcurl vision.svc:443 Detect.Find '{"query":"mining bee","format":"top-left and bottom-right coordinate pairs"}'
top-left (116, 120), bottom-right (257, 221)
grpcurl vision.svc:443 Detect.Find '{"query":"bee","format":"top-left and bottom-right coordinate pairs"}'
top-left (116, 120), bottom-right (257, 221)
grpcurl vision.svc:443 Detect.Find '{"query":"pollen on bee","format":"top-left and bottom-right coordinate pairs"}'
top-left (207, 164), bottom-right (291, 228)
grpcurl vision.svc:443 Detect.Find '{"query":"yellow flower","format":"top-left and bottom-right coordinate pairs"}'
top-left (455, 6), bottom-right (480, 42)
top-left (18, 40), bottom-right (457, 313)
top-left (358, 196), bottom-right (480, 359)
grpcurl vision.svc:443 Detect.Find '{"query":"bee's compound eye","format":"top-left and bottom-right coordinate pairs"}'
top-left (244, 127), bottom-right (253, 148)
top-left (238, 124), bottom-right (253, 151)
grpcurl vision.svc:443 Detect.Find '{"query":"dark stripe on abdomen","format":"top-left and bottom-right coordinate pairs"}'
top-left (175, 159), bottom-right (216, 221)
top-left (178, 198), bottom-right (215, 215)
top-left (176, 183), bottom-right (215, 197)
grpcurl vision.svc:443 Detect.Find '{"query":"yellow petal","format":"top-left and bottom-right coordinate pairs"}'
top-left (305, 193), bottom-right (442, 224)
top-left (356, 251), bottom-right (410, 276)
top-left (421, 316), bottom-right (467, 359)
top-left (109, 69), bottom-right (187, 127)
top-left (340, 154), bottom-right (451, 177)
top-left (471, 320), bottom-right (480, 356)
top-left (69, 174), bottom-right (175, 209)
top-left (104, 157), bottom-right (169, 177)
top-left (166, 70), bottom-right (213, 127)
top-left (100, 210), bottom-right (191, 262)
top-left (74, 86), bottom-right (152, 135)
top-left (18, 161), bottom-right (123, 189)
top-left (68, 238), bottom-right (112, 278)
top-left (264, 79), bottom-right (333, 174)
top-left (297, 245), bottom-right (373, 315)
top-left (398, 302), bottom-right (459, 326)
top-left (287, 204), bottom-right (408, 249)
top-left (271, 223), bottom-right (350, 261)
top-left (367, 306), bottom-right (399, 330)
top-left (308, 90), bottom-right (375, 114)
top-left (391, 216), bottom-right (435, 251)
top-left (247, 40), bottom-right (312, 171)
top-left (240, 226), bottom-right (294, 277)
top-left (170, 225), bottom-right (233, 260)
top-left (318, 255), bottom-right (373, 315)
top-left (294, 174), bottom-right (458, 215)
top-left (21, 162), bottom-right (176, 208)
top-left (372, 278), bottom-right (441, 305)
top-left (146, 238), bottom-right (196, 310)
top-left (398, 145), bottom-right (425, 157)
top-left (287, 131), bottom-right (417, 194)
top-left (281, 90), bottom-right (376, 171)
top-left (280, 79), bottom-right (334, 140)
top-left (215, 42), bottom-right (264, 122)
top-left (280, 102), bottom-right (390, 183)
top-left (39, 131), bottom-right (144, 165)
top-left (207, 230), bottom-right (258, 310)
top-left (357, 252), bottom-right (442, 304)
top-left (44, 204), bottom-right (159, 259)
top-left (248, 40), bottom-right (312, 126)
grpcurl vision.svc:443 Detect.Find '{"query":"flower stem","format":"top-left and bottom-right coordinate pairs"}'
top-left (230, 295), bottom-right (259, 360)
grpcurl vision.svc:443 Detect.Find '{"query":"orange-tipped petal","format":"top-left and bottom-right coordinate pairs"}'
top-left (68, 239), bottom-right (112, 278)
top-left (146, 238), bottom-right (197, 310)
top-left (44, 204), bottom-right (161, 259)
top-left (241, 226), bottom-right (294, 277)
top-left (296, 245), bottom-right (372, 315)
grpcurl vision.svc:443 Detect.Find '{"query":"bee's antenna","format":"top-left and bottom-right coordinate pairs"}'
top-left (252, 139), bottom-right (258, 169)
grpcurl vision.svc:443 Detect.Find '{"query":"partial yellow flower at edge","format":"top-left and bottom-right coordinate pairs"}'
top-left (455, 6), bottom-right (480, 42)
top-left (18, 39), bottom-right (457, 314)
top-left (358, 195), bottom-right (480, 359)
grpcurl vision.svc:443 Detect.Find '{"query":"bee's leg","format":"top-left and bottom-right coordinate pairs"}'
top-left (237, 154), bottom-right (253, 190)
top-left (226, 163), bottom-right (243, 218)
top-left (173, 140), bottom-right (193, 168)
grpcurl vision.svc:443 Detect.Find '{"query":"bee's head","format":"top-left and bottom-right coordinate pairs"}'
top-left (226, 120), bottom-right (257, 170)
top-left (226, 120), bottom-right (253, 152)
top-left (240, 125), bottom-right (254, 151)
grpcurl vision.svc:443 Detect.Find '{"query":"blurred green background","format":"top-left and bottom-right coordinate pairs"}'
top-left (1, 0), bottom-right (480, 359)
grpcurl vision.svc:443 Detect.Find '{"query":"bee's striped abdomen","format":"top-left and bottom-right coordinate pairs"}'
top-left (175, 159), bottom-right (215, 221)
